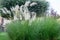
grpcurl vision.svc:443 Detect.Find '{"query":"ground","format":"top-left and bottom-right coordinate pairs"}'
top-left (0, 32), bottom-right (10, 40)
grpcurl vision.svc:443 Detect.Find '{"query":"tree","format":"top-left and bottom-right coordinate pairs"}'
top-left (1, 0), bottom-right (49, 18)
top-left (28, 1), bottom-right (49, 16)
top-left (1, 0), bottom-right (27, 10)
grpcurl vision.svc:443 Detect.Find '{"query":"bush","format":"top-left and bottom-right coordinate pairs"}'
top-left (6, 18), bottom-right (60, 40)
top-left (30, 18), bottom-right (60, 40)
top-left (6, 21), bottom-right (29, 40)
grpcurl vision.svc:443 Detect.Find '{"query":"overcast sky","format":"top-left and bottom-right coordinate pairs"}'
top-left (46, 0), bottom-right (60, 15)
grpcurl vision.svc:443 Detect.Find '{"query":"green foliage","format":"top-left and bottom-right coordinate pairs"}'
top-left (31, 0), bottom-right (45, 1)
top-left (1, 0), bottom-right (49, 19)
top-left (1, 0), bottom-right (49, 16)
top-left (6, 18), bottom-right (60, 40)
top-left (28, 1), bottom-right (49, 16)
top-left (1, 0), bottom-right (27, 10)
top-left (1, 13), bottom-right (10, 19)
top-left (6, 21), bottom-right (29, 40)
top-left (0, 32), bottom-right (11, 40)
top-left (31, 17), bottom-right (60, 40)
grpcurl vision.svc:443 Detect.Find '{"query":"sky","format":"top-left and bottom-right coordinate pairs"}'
top-left (46, 0), bottom-right (60, 15)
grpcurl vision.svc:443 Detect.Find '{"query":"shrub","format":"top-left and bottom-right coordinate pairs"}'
top-left (30, 17), bottom-right (60, 40)
top-left (6, 21), bottom-right (29, 40)
top-left (6, 18), bottom-right (60, 40)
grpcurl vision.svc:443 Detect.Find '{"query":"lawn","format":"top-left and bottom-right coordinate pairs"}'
top-left (0, 32), bottom-right (10, 40)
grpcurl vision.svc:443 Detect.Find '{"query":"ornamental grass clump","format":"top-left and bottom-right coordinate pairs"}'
top-left (6, 18), bottom-right (60, 40)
